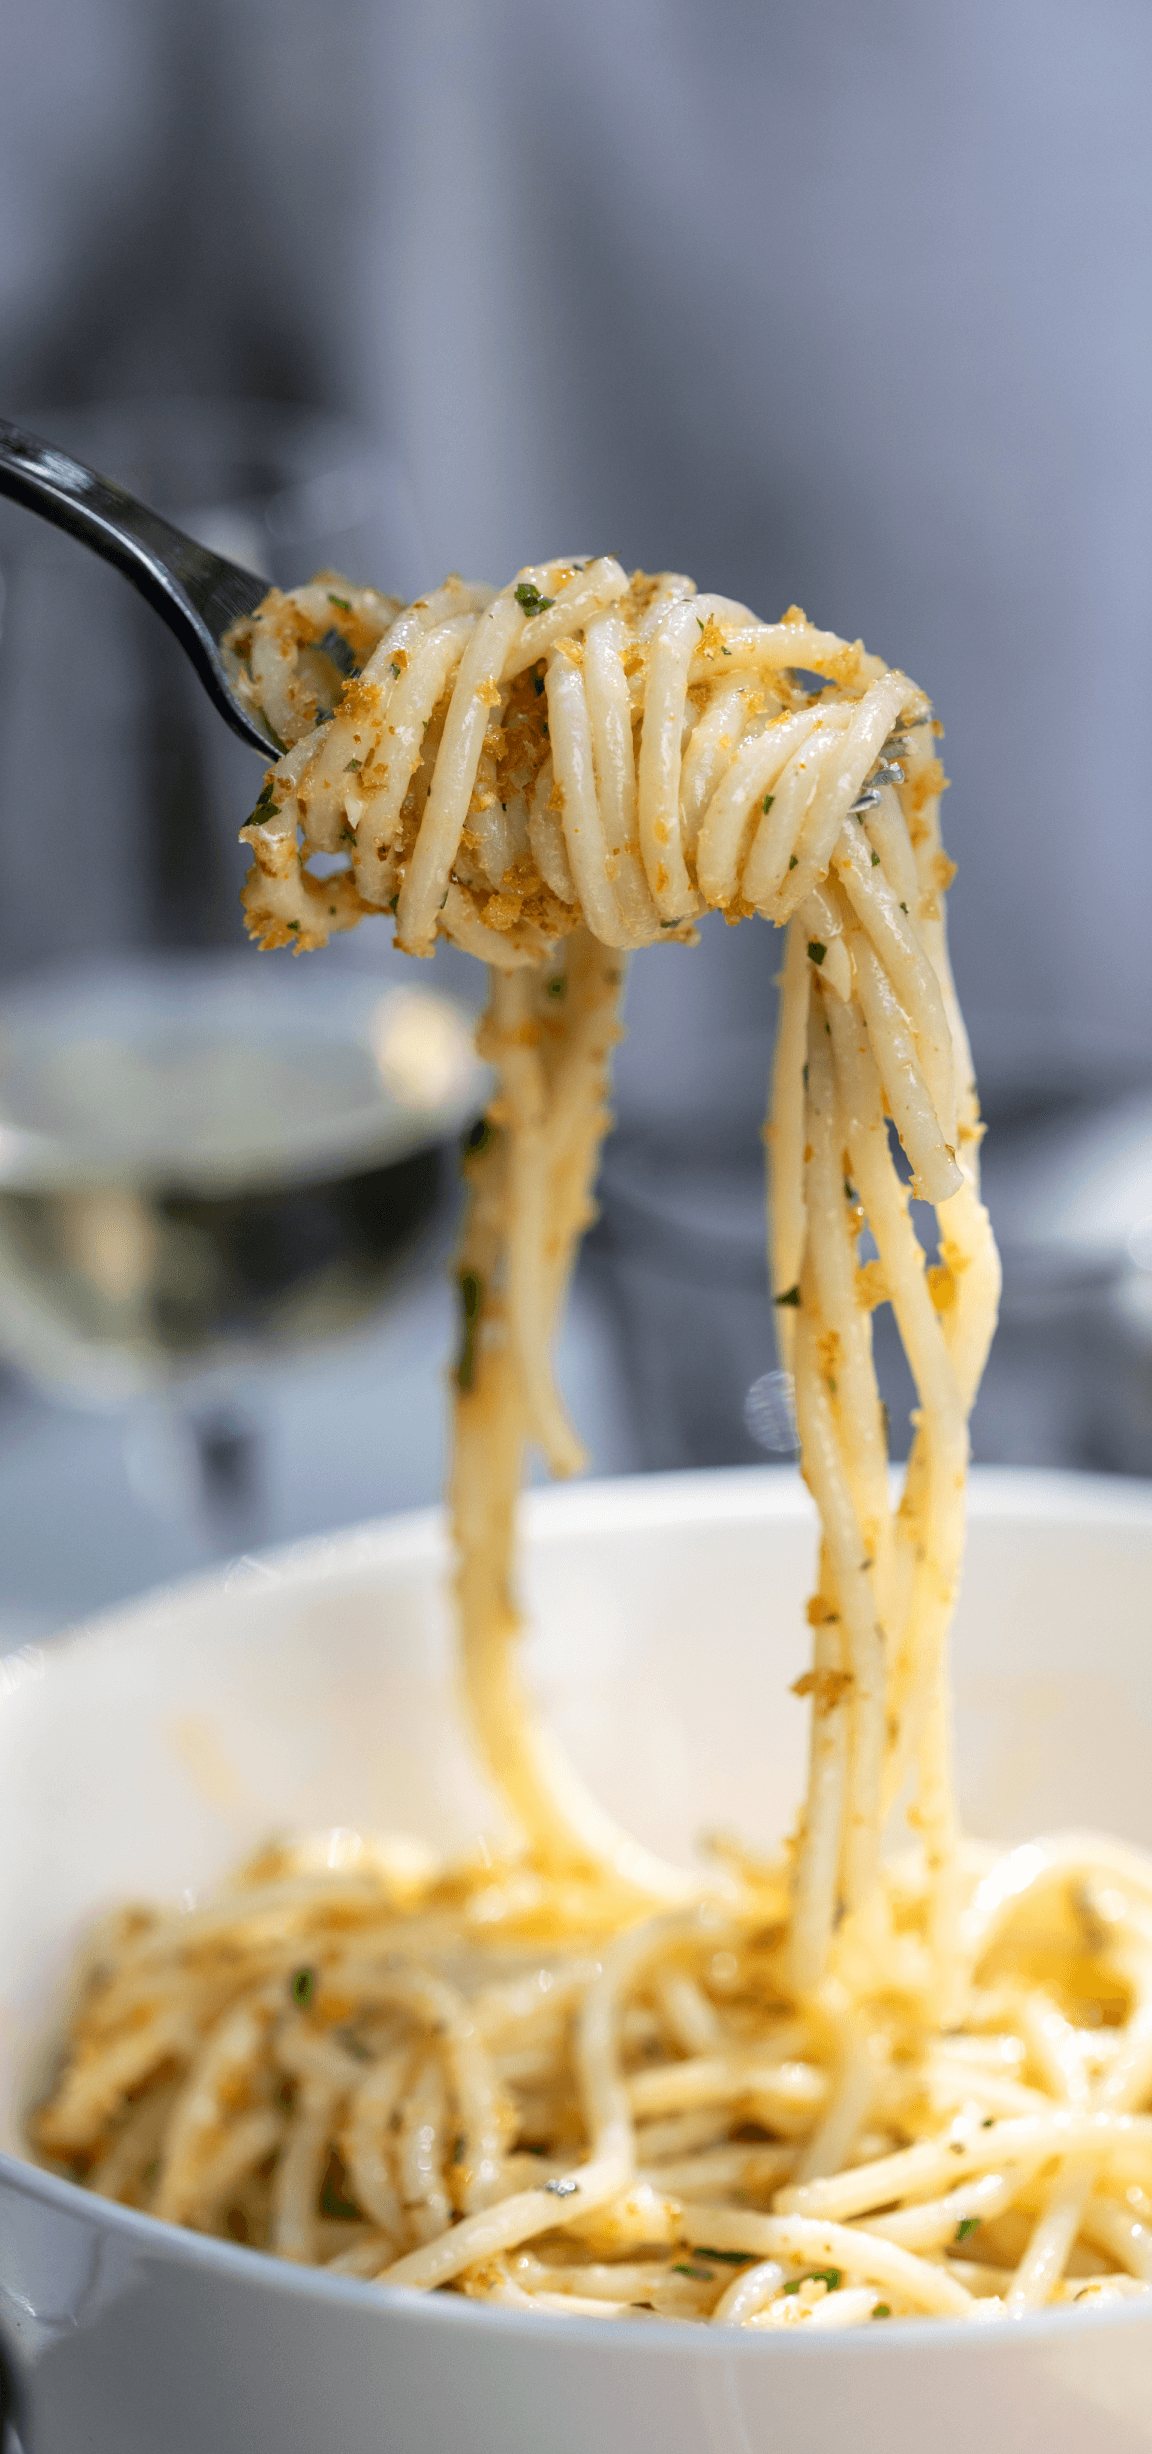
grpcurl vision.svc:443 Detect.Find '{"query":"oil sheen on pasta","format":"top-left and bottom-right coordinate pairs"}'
top-left (30, 564), bottom-right (1152, 2327)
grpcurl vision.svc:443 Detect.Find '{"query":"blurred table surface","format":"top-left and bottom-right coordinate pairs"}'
top-left (3, 1090), bottom-right (1152, 1659)
top-left (0, 1241), bottom-right (638, 1657)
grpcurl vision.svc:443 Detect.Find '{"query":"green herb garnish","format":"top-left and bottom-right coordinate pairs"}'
top-left (388, 893), bottom-right (399, 914)
top-left (290, 1966), bottom-right (316, 2009)
top-left (871, 850), bottom-right (880, 865)
top-left (873, 2302), bottom-right (891, 2318)
top-left (673, 2263), bottom-right (714, 2281)
top-left (456, 1268), bottom-right (484, 1392)
top-left (345, 758), bottom-right (362, 772)
top-left (515, 582), bottom-right (554, 616)
top-left (465, 1116), bottom-right (494, 1158)
top-left (844, 1179), bottom-right (857, 1200)
top-left (762, 793), bottom-right (775, 815)
top-left (532, 666), bottom-right (546, 696)
top-left (546, 975), bottom-right (566, 999)
top-left (807, 940), bottom-right (826, 965)
top-left (261, 717), bottom-right (288, 754)
top-left (782, 2268), bottom-right (841, 2295)
top-left (452, 2134), bottom-right (467, 2165)
top-left (692, 2247), bottom-right (753, 2265)
top-left (774, 1285), bottom-right (801, 1308)
top-left (954, 2217), bottom-right (981, 2243)
top-left (286, 919), bottom-right (300, 932)
top-left (899, 900), bottom-right (908, 912)
top-left (391, 661), bottom-right (401, 679)
top-left (788, 853), bottom-right (798, 869)
top-left (328, 594), bottom-right (352, 611)
top-left (319, 2154), bottom-right (359, 2221)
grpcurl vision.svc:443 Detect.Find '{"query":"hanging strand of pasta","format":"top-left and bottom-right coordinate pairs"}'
top-left (787, 993), bottom-right (893, 1996)
top-left (451, 939), bottom-right (692, 1900)
top-left (230, 563), bottom-right (996, 2008)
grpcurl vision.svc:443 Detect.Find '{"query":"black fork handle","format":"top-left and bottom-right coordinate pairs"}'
top-left (0, 417), bottom-right (274, 756)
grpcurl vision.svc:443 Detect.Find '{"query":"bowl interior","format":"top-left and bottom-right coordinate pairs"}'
top-left (4, 1464), bottom-right (1152, 2154)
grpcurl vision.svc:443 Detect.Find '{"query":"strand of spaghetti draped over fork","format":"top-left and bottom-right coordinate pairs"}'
top-left (43, 559), bottom-right (1152, 2327)
top-left (228, 556), bottom-right (1001, 1999)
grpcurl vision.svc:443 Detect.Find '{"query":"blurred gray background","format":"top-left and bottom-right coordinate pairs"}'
top-left (0, 0), bottom-right (1151, 1635)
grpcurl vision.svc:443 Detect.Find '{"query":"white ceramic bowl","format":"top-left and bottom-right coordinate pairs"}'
top-left (4, 1466), bottom-right (1152, 2453)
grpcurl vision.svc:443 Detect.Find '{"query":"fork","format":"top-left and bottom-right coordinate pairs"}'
top-left (0, 416), bottom-right (278, 756)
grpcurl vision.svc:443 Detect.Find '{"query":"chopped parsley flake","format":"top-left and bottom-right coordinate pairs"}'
top-left (692, 2247), bottom-right (753, 2265)
top-left (774, 1284), bottom-right (801, 1307)
top-left (327, 594), bottom-right (352, 611)
top-left (899, 900), bottom-right (909, 913)
top-left (782, 2268), bottom-right (841, 2295)
top-left (673, 2263), bottom-right (714, 2282)
top-left (345, 758), bottom-right (361, 772)
top-left (290, 1966), bottom-right (316, 2009)
top-left (871, 850), bottom-right (880, 865)
top-left (546, 975), bottom-right (566, 999)
top-left (807, 940), bottom-right (826, 965)
top-left (456, 1269), bottom-right (484, 1391)
top-left (391, 661), bottom-right (401, 679)
top-left (514, 582), bottom-right (554, 616)
top-left (955, 2217), bottom-right (981, 2243)
top-left (873, 2303), bottom-right (891, 2319)
top-left (788, 853), bottom-right (798, 869)
top-left (261, 717), bottom-right (288, 755)
top-left (532, 666), bottom-right (546, 696)
top-left (762, 793), bottom-right (775, 815)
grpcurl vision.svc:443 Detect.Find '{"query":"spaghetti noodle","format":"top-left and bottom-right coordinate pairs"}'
top-left (29, 562), bottom-right (1152, 2327)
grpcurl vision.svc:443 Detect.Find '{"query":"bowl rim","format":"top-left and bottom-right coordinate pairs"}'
top-left (6, 1461), bottom-right (1152, 2359)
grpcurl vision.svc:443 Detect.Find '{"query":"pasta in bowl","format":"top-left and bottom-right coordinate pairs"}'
top-left (3, 1473), bottom-right (1152, 2453)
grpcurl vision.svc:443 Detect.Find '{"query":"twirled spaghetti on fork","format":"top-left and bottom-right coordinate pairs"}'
top-left (30, 560), bottom-right (1152, 2327)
